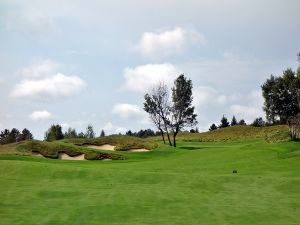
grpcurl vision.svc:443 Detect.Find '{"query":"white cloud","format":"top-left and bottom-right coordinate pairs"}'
top-left (135, 27), bottom-right (207, 58)
top-left (19, 60), bottom-right (62, 78)
top-left (103, 122), bottom-right (114, 131)
top-left (230, 90), bottom-right (264, 123)
top-left (29, 110), bottom-right (52, 121)
top-left (112, 103), bottom-right (146, 119)
top-left (100, 122), bottom-right (127, 134)
top-left (115, 127), bottom-right (127, 134)
top-left (122, 63), bottom-right (180, 92)
top-left (11, 73), bottom-right (86, 100)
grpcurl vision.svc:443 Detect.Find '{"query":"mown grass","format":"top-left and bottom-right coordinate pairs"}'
top-left (0, 137), bottom-right (300, 225)
top-left (0, 126), bottom-right (299, 225)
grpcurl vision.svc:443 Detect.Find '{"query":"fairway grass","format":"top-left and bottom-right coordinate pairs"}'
top-left (0, 140), bottom-right (300, 225)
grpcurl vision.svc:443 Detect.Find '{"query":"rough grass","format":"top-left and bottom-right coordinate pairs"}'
top-left (0, 139), bottom-right (300, 225)
top-left (65, 135), bottom-right (158, 151)
top-left (16, 140), bottom-right (126, 160)
top-left (149, 125), bottom-right (290, 142)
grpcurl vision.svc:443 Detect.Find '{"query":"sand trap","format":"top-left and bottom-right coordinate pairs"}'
top-left (32, 152), bottom-right (44, 157)
top-left (58, 153), bottom-right (86, 160)
top-left (85, 144), bottom-right (116, 151)
top-left (128, 149), bottom-right (150, 152)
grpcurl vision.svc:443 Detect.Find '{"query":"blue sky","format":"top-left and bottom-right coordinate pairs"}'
top-left (0, 0), bottom-right (299, 139)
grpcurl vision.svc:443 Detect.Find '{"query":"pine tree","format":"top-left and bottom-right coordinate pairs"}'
top-left (231, 116), bottom-right (238, 126)
top-left (209, 124), bottom-right (218, 131)
top-left (219, 115), bottom-right (230, 128)
top-left (100, 129), bottom-right (105, 137)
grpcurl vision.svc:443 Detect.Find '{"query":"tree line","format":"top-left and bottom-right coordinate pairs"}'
top-left (144, 74), bottom-right (197, 147)
top-left (0, 128), bottom-right (33, 145)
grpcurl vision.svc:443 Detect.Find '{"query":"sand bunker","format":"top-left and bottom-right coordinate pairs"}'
top-left (128, 149), bottom-right (150, 152)
top-left (58, 153), bottom-right (86, 160)
top-left (85, 145), bottom-right (150, 152)
top-left (85, 144), bottom-right (116, 151)
top-left (31, 152), bottom-right (44, 157)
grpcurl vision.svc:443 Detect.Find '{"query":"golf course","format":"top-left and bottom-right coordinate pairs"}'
top-left (0, 125), bottom-right (299, 225)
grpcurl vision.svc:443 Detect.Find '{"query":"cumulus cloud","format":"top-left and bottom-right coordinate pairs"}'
top-left (29, 110), bottom-right (52, 121)
top-left (112, 103), bottom-right (146, 119)
top-left (135, 27), bottom-right (207, 58)
top-left (193, 86), bottom-right (240, 108)
top-left (19, 60), bottom-right (62, 78)
top-left (122, 63), bottom-right (180, 92)
top-left (101, 121), bottom-right (127, 134)
top-left (11, 60), bottom-right (86, 101)
top-left (12, 73), bottom-right (86, 100)
top-left (230, 90), bottom-right (264, 123)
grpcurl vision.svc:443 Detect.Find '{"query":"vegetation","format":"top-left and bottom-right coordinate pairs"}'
top-left (251, 117), bottom-right (266, 127)
top-left (150, 125), bottom-right (291, 142)
top-left (219, 115), bottom-right (230, 128)
top-left (169, 74), bottom-right (197, 147)
top-left (16, 140), bottom-right (125, 160)
top-left (0, 138), bottom-right (300, 225)
top-left (262, 54), bottom-right (300, 124)
top-left (126, 129), bottom-right (157, 138)
top-left (65, 135), bottom-right (157, 151)
top-left (144, 82), bottom-right (172, 145)
top-left (144, 75), bottom-right (197, 147)
top-left (85, 124), bottom-right (95, 139)
top-left (45, 124), bottom-right (64, 141)
top-left (0, 128), bottom-right (33, 145)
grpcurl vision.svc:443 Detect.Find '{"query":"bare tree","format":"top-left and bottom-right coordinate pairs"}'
top-left (144, 83), bottom-right (172, 146)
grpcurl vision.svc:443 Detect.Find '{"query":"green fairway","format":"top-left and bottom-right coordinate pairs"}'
top-left (0, 140), bottom-right (300, 225)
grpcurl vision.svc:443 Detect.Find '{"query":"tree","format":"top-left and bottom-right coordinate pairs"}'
top-left (0, 129), bottom-right (11, 144)
top-left (169, 74), bottom-right (197, 147)
top-left (144, 83), bottom-right (172, 145)
top-left (231, 116), bottom-right (237, 126)
top-left (22, 128), bottom-right (33, 140)
top-left (86, 124), bottom-right (95, 139)
top-left (126, 130), bottom-right (133, 136)
top-left (219, 115), bottom-right (230, 128)
top-left (64, 128), bottom-right (77, 138)
top-left (238, 119), bottom-right (246, 125)
top-left (251, 117), bottom-right (266, 127)
top-left (209, 123), bottom-right (218, 131)
top-left (77, 132), bottom-right (86, 138)
top-left (262, 55), bottom-right (300, 124)
top-left (287, 115), bottom-right (300, 140)
top-left (45, 124), bottom-right (64, 141)
top-left (100, 129), bottom-right (105, 137)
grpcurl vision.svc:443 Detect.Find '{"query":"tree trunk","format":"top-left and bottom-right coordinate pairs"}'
top-left (173, 133), bottom-right (176, 147)
top-left (159, 128), bottom-right (165, 144)
top-left (166, 129), bottom-right (172, 146)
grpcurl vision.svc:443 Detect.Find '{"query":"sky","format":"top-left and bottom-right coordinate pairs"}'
top-left (0, 0), bottom-right (300, 139)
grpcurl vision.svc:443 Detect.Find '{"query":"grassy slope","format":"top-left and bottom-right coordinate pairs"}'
top-left (149, 125), bottom-right (290, 142)
top-left (0, 126), bottom-right (299, 225)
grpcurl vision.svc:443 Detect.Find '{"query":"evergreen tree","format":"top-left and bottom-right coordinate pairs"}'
top-left (100, 129), bottom-right (105, 137)
top-left (219, 115), bottom-right (230, 128)
top-left (238, 119), bottom-right (246, 125)
top-left (45, 124), bottom-right (64, 141)
top-left (251, 117), bottom-right (266, 127)
top-left (231, 116), bottom-right (238, 126)
top-left (209, 123), bottom-right (218, 131)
